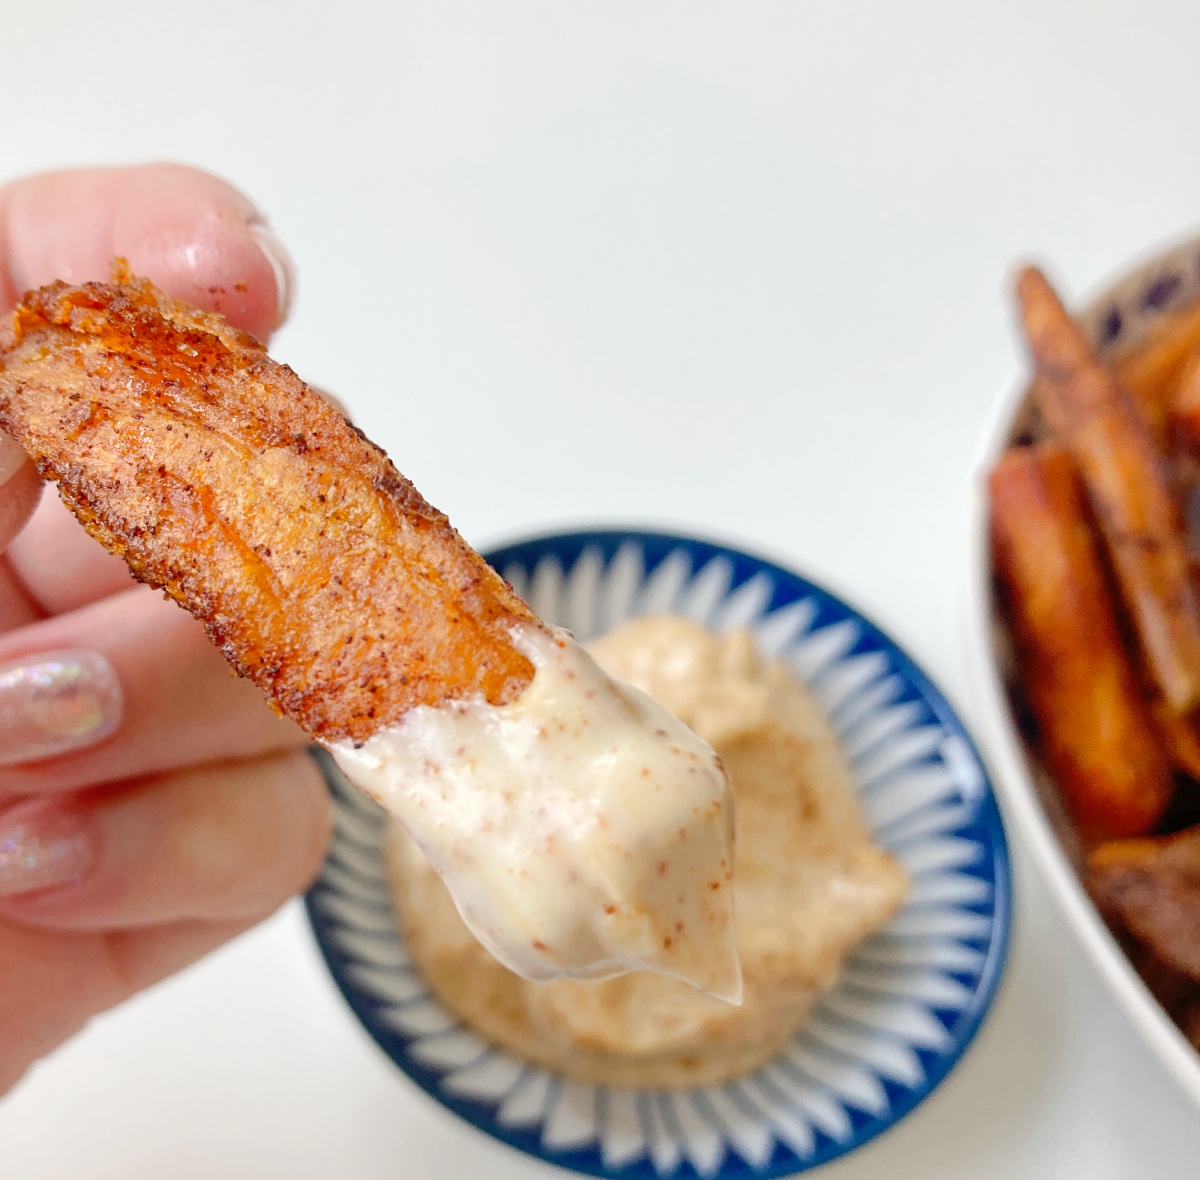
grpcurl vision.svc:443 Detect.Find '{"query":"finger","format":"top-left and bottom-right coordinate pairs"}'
top-left (0, 586), bottom-right (306, 796)
top-left (7, 486), bottom-right (134, 617)
top-left (0, 441), bottom-right (40, 549)
top-left (0, 440), bottom-right (50, 633)
top-left (0, 911), bottom-right (269, 1095)
top-left (0, 555), bottom-right (44, 634)
top-left (0, 163), bottom-right (293, 341)
top-left (0, 748), bottom-right (331, 930)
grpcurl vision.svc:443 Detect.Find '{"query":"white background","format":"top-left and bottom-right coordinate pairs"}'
top-left (1, 1), bottom-right (1198, 1175)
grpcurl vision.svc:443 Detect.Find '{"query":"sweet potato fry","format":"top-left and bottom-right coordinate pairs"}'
top-left (1113, 298), bottom-right (1200, 445)
top-left (1105, 913), bottom-right (1200, 1041)
top-left (1155, 701), bottom-right (1200, 780)
top-left (0, 267), bottom-right (540, 743)
top-left (1169, 347), bottom-right (1200, 455)
top-left (1088, 827), bottom-right (1200, 980)
top-left (990, 443), bottom-right (1172, 841)
top-left (1017, 266), bottom-right (1200, 715)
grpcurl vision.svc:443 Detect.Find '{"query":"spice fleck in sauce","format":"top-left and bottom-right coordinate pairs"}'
top-left (330, 624), bottom-right (741, 1002)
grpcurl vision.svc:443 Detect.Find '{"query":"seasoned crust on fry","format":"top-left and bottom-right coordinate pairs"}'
top-left (1017, 266), bottom-right (1200, 716)
top-left (1113, 297), bottom-right (1200, 444)
top-left (989, 443), bottom-right (1172, 841)
top-left (0, 265), bottom-right (538, 742)
top-left (1088, 829), bottom-right (1200, 982)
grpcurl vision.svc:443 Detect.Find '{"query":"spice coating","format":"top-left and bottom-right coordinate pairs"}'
top-left (0, 264), bottom-right (538, 741)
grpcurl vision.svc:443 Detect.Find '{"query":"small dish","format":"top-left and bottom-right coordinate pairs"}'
top-left (963, 233), bottom-right (1200, 1106)
top-left (308, 528), bottom-right (1010, 1177)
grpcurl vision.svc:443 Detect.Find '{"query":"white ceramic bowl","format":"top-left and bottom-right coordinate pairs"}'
top-left (963, 230), bottom-right (1200, 1104)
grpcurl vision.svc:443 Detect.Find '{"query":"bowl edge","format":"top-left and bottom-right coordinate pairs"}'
top-left (960, 231), bottom-right (1200, 1104)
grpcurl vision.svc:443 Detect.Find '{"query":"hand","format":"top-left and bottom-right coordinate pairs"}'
top-left (0, 164), bottom-right (331, 1096)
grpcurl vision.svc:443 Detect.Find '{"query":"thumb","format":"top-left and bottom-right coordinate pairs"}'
top-left (0, 162), bottom-right (293, 342)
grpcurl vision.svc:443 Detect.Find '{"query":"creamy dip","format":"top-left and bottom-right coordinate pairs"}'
top-left (330, 624), bottom-right (741, 1001)
top-left (386, 617), bottom-right (909, 1089)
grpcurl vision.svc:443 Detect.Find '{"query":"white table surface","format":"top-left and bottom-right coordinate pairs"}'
top-left (3, 2), bottom-right (1199, 1175)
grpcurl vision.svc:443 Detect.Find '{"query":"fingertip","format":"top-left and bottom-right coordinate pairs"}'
top-left (0, 462), bottom-right (43, 556)
top-left (0, 430), bottom-right (27, 486)
top-left (108, 163), bottom-right (293, 341)
top-left (247, 221), bottom-right (295, 330)
top-left (0, 420), bottom-right (45, 557)
top-left (296, 749), bottom-right (335, 889)
top-left (1, 163), bottom-right (295, 341)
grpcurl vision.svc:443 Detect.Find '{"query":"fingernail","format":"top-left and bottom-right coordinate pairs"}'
top-left (0, 650), bottom-right (122, 766)
top-left (248, 221), bottom-right (295, 327)
top-left (0, 799), bottom-right (94, 896)
top-left (0, 430), bottom-right (29, 487)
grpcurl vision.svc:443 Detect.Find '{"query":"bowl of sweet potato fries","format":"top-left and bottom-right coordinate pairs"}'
top-left (966, 231), bottom-right (1200, 1101)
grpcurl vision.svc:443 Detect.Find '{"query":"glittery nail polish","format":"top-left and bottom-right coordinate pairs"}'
top-left (0, 801), bottom-right (93, 896)
top-left (0, 650), bottom-right (123, 765)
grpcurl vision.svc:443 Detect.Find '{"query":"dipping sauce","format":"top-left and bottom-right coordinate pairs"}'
top-left (330, 623), bottom-right (741, 1001)
top-left (386, 617), bottom-right (909, 1088)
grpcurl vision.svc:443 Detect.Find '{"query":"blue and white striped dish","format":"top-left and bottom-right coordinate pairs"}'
top-left (305, 529), bottom-right (1011, 1177)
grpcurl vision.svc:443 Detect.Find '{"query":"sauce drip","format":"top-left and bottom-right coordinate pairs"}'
top-left (330, 624), bottom-right (741, 1001)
